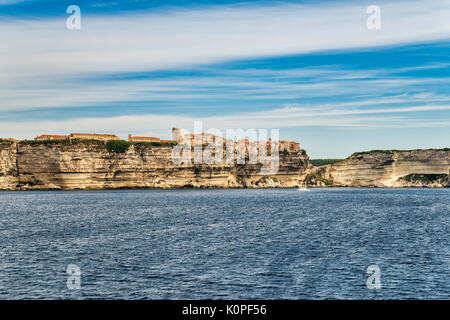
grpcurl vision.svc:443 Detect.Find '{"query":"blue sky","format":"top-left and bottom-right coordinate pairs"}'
top-left (1, 0), bottom-right (449, 158)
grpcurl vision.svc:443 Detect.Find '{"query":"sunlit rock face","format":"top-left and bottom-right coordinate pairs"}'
top-left (1, 142), bottom-right (448, 190)
top-left (0, 142), bottom-right (18, 190)
top-left (0, 141), bottom-right (309, 190)
top-left (303, 150), bottom-right (449, 188)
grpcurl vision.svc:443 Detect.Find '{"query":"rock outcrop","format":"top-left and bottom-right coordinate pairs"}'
top-left (0, 140), bottom-right (309, 190)
top-left (0, 141), bottom-right (18, 190)
top-left (1, 141), bottom-right (448, 190)
top-left (303, 149), bottom-right (449, 188)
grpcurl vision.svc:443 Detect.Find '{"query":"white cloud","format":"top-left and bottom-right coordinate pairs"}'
top-left (1, 103), bottom-right (449, 141)
top-left (1, 0), bottom-right (450, 85)
top-left (1, 68), bottom-right (449, 112)
top-left (1, 0), bottom-right (450, 140)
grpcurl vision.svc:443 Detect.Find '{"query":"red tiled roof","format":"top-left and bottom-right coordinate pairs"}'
top-left (36, 135), bottom-right (67, 139)
top-left (70, 133), bottom-right (118, 137)
top-left (131, 136), bottom-right (159, 139)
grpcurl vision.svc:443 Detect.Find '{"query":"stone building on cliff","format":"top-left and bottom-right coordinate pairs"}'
top-left (68, 133), bottom-right (119, 141)
top-left (35, 133), bottom-right (118, 142)
top-left (128, 134), bottom-right (160, 142)
top-left (35, 135), bottom-right (68, 141)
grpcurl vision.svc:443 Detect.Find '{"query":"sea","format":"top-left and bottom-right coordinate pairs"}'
top-left (0, 188), bottom-right (448, 299)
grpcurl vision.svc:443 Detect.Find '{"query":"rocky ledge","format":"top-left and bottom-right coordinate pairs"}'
top-left (0, 139), bottom-right (309, 190)
top-left (301, 149), bottom-right (449, 188)
top-left (1, 140), bottom-right (448, 190)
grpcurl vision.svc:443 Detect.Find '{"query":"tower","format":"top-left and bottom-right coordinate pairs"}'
top-left (172, 128), bottom-right (183, 143)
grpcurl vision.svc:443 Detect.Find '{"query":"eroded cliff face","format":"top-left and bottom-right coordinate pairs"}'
top-left (303, 149), bottom-right (450, 188)
top-left (1, 142), bottom-right (448, 190)
top-left (0, 142), bottom-right (18, 190)
top-left (0, 141), bottom-right (309, 190)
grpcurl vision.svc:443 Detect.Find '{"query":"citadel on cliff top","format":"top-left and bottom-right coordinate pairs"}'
top-left (31, 128), bottom-right (301, 153)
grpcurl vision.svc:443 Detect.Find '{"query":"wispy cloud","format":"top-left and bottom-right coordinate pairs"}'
top-left (1, 102), bottom-right (449, 140)
top-left (2, 0), bottom-right (450, 82)
top-left (1, 0), bottom-right (449, 112)
top-left (1, 62), bottom-right (450, 112)
top-left (1, 0), bottom-right (449, 157)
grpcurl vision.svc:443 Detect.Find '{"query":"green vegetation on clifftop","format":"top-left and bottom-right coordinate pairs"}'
top-left (0, 139), bottom-right (15, 147)
top-left (352, 148), bottom-right (450, 157)
top-left (20, 139), bottom-right (105, 147)
top-left (106, 140), bottom-right (132, 153)
top-left (310, 159), bottom-right (344, 166)
top-left (133, 141), bottom-right (176, 148)
top-left (17, 139), bottom-right (177, 153)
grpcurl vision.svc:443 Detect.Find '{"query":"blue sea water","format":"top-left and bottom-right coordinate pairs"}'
top-left (0, 188), bottom-right (448, 300)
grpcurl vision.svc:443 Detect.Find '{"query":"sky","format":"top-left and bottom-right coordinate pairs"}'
top-left (0, 0), bottom-right (449, 158)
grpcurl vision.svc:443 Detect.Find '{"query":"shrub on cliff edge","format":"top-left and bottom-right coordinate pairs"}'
top-left (133, 141), bottom-right (177, 148)
top-left (310, 159), bottom-right (344, 166)
top-left (106, 140), bottom-right (131, 153)
top-left (20, 139), bottom-right (104, 147)
top-left (0, 139), bottom-right (15, 147)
